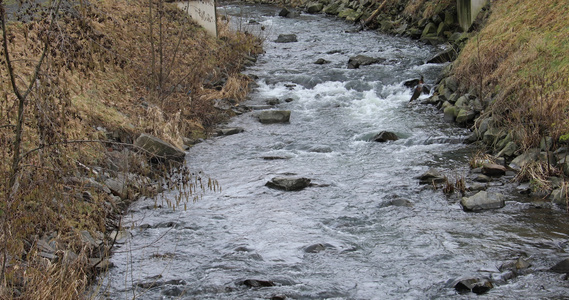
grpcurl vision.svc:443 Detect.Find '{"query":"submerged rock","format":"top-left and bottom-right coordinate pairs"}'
top-left (452, 277), bottom-right (493, 294)
top-left (347, 55), bottom-right (386, 69)
top-left (416, 168), bottom-right (446, 185)
top-left (304, 243), bottom-right (336, 253)
top-left (266, 177), bottom-right (311, 191)
top-left (372, 131), bottom-right (399, 142)
top-left (460, 191), bottom-right (505, 211)
top-left (217, 127), bottom-right (244, 136)
top-left (242, 279), bottom-right (275, 288)
top-left (550, 258), bottom-right (569, 273)
top-left (314, 58), bottom-right (331, 64)
top-left (258, 110), bottom-right (291, 124)
top-left (275, 34), bottom-right (298, 43)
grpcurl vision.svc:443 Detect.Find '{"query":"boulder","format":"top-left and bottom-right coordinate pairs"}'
top-left (323, 2), bottom-right (341, 15)
top-left (509, 148), bottom-right (540, 171)
top-left (455, 109), bottom-right (476, 124)
top-left (258, 110), bottom-right (291, 124)
top-left (304, 243), bottom-right (335, 253)
top-left (481, 163), bottom-right (506, 176)
top-left (347, 55), bottom-right (385, 69)
top-left (403, 78), bottom-right (421, 88)
top-left (550, 188), bottom-right (567, 206)
top-left (473, 174), bottom-right (491, 183)
top-left (372, 131), bottom-right (398, 142)
top-left (275, 34), bottom-right (298, 43)
top-left (378, 198), bottom-right (413, 208)
top-left (278, 8), bottom-right (290, 17)
top-left (314, 58), bottom-right (331, 65)
top-left (500, 257), bottom-right (532, 273)
top-left (443, 105), bottom-right (457, 122)
top-left (338, 8), bottom-right (361, 22)
top-left (482, 127), bottom-right (505, 146)
top-left (266, 98), bottom-right (280, 105)
top-left (460, 191), bottom-right (505, 211)
top-left (416, 168), bottom-right (446, 185)
top-left (496, 141), bottom-right (517, 158)
top-left (242, 279), bottom-right (275, 288)
top-left (452, 277), bottom-right (493, 294)
top-left (217, 127), bottom-right (244, 136)
top-left (306, 2), bottom-right (323, 14)
top-left (266, 177), bottom-right (311, 191)
top-left (550, 258), bottom-right (569, 273)
top-left (134, 133), bottom-right (185, 163)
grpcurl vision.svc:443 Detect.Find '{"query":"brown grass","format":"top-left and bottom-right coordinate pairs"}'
top-left (1, 0), bottom-right (262, 297)
top-left (454, 0), bottom-right (569, 150)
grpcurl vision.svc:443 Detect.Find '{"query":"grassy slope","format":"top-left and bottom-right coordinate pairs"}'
top-left (0, 0), bottom-right (261, 298)
top-left (454, 0), bottom-right (569, 149)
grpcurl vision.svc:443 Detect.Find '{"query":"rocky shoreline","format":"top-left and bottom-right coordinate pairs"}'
top-left (50, 0), bottom-right (566, 296)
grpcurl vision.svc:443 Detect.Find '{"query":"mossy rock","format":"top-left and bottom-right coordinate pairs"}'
top-left (306, 2), bottom-right (324, 14)
top-left (456, 109), bottom-right (476, 124)
top-left (444, 105), bottom-right (457, 122)
top-left (324, 2), bottom-right (341, 14)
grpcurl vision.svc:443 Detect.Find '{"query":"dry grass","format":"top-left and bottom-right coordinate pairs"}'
top-left (454, 0), bottom-right (569, 150)
top-left (401, 0), bottom-right (454, 20)
top-left (1, 0), bottom-right (262, 298)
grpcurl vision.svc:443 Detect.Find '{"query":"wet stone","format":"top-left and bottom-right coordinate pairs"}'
top-left (482, 163), bottom-right (506, 176)
top-left (304, 243), bottom-right (335, 253)
top-left (266, 177), bottom-right (311, 191)
top-left (452, 277), bottom-right (493, 295)
top-left (162, 286), bottom-right (184, 297)
top-left (242, 279), bottom-right (275, 288)
top-left (275, 34), bottom-right (297, 43)
top-left (372, 131), bottom-right (399, 142)
top-left (550, 258), bottom-right (569, 273)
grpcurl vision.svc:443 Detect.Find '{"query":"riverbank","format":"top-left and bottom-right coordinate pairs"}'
top-left (0, 0), bottom-right (261, 298)
top-left (99, 3), bottom-right (569, 297)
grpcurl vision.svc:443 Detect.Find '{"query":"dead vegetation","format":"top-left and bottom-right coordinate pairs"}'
top-left (1, 0), bottom-right (262, 298)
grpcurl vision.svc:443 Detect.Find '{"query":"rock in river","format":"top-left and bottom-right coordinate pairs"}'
top-left (347, 55), bottom-right (385, 69)
top-left (266, 177), bottom-right (311, 191)
top-left (460, 191), bottom-right (505, 211)
top-left (275, 34), bottom-right (297, 43)
top-left (258, 110), bottom-right (291, 124)
top-left (451, 277), bottom-right (493, 294)
top-left (416, 168), bottom-right (446, 185)
top-left (372, 131), bottom-right (399, 142)
top-left (550, 258), bottom-right (569, 274)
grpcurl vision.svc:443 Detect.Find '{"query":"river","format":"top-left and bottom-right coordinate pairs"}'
top-left (98, 3), bottom-right (569, 299)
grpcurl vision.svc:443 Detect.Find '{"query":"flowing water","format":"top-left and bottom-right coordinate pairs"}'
top-left (99, 4), bottom-right (569, 299)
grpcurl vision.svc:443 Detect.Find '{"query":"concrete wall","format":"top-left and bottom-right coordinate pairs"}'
top-left (457, 0), bottom-right (488, 31)
top-left (178, 0), bottom-right (218, 37)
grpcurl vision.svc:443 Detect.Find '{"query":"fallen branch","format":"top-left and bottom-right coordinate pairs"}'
top-left (359, 0), bottom-right (388, 31)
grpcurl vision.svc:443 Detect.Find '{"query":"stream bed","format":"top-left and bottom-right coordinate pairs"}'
top-left (98, 3), bottom-right (569, 299)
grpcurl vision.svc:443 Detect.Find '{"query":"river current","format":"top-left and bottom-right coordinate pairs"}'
top-left (99, 3), bottom-right (569, 299)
